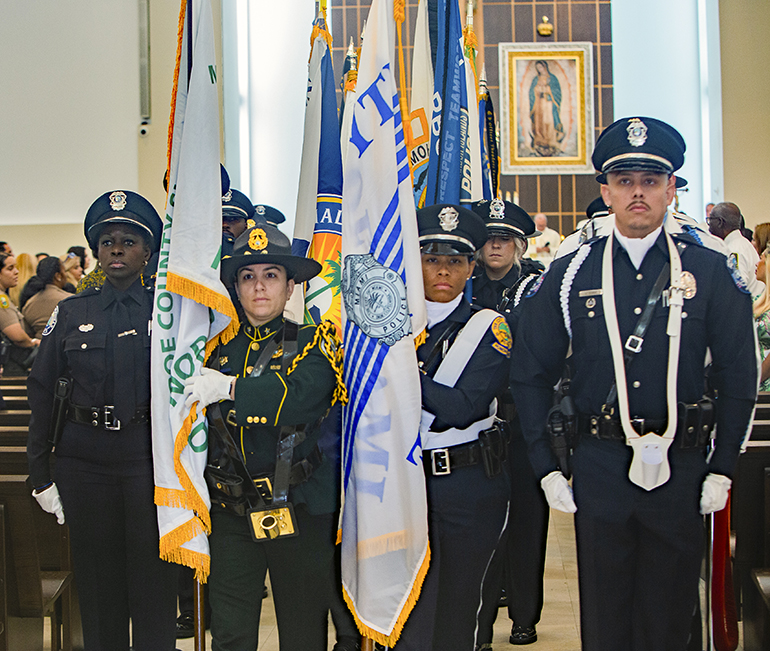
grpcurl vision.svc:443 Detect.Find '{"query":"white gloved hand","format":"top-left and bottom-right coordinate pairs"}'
top-left (33, 483), bottom-right (65, 525)
top-left (540, 470), bottom-right (577, 513)
top-left (183, 368), bottom-right (234, 410)
top-left (700, 473), bottom-right (732, 515)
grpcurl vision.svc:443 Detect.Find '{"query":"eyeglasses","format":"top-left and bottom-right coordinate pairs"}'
top-left (705, 216), bottom-right (723, 225)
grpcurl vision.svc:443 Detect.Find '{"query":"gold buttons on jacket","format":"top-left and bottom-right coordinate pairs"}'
top-left (251, 342), bottom-right (260, 351)
top-left (261, 417), bottom-right (267, 424)
top-left (246, 366), bottom-right (254, 374)
top-left (247, 416), bottom-right (254, 424)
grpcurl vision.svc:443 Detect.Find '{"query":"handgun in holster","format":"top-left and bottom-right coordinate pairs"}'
top-left (49, 377), bottom-right (72, 448)
top-left (479, 422), bottom-right (508, 478)
top-left (547, 391), bottom-right (576, 480)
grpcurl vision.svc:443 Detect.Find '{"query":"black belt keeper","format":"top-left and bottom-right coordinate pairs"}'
top-left (67, 404), bottom-right (150, 430)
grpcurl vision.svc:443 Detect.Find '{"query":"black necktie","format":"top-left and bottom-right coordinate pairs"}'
top-left (112, 295), bottom-right (136, 423)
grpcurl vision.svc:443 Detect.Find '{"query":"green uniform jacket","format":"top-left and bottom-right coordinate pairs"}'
top-left (213, 315), bottom-right (341, 515)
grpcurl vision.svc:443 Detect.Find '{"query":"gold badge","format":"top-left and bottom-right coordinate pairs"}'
top-left (220, 356), bottom-right (228, 366)
top-left (491, 316), bottom-right (512, 357)
top-left (679, 271), bottom-right (697, 299)
top-left (438, 207), bottom-right (459, 232)
top-left (109, 191), bottom-right (127, 211)
top-left (79, 324), bottom-right (94, 332)
top-left (0, 295), bottom-right (8, 309)
top-left (248, 228), bottom-right (268, 251)
top-left (626, 118), bottom-right (648, 147)
top-left (272, 347), bottom-right (283, 359)
top-left (246, 219), bottom-right (256, 229)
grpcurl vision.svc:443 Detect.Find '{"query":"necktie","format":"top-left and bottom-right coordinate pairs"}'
top-left (112, 295), bottom-right (136, 424)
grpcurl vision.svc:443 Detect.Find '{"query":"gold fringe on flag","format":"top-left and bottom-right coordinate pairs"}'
top-left (166, 0), bottom-right (187, 191)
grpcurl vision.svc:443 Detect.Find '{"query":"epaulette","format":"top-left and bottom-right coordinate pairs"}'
top-left (673, 226), bottom-right (702, 248)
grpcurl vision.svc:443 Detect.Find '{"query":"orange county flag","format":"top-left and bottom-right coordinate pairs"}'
top-left (339, 0), bottom-right (429, 645)
top-left (151, 0), bottom-right (237, 581)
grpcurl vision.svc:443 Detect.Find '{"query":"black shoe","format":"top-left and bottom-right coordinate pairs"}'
top-left (498, 587), bottom-right (508, 608)
top-left (332, 635), bottom-right (361, 651)
top-left (509, 624), bottom-right (537, 645)
top-left (176, 612), bottom-right (194, 639)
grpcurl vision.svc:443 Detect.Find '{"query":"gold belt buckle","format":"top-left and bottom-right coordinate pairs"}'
top-left (248, 503), bottom-right (298, 541)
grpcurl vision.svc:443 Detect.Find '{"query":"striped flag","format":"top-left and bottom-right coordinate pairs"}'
top-left (292, 14), bottom-right (343, 331)
top-left (339, 0), bottom-right (429, 644)
top-left (151, 0), bottom-right (237, 581)
top-left (463, 7), bottom-right (483, 202)
top-left (408, 0), bottom-right (433, 208)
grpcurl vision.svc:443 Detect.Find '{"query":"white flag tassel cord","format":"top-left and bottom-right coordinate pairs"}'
top-left (152, 0), bottom-right (238, 582)
top-left (601, 221), bottom-right (683, 491)
top-left (340, 0), bottom-right (429, 645)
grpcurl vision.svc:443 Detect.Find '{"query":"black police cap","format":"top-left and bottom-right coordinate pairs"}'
top-left (585, 197), bottom-right (610, 220)
top-left (417, 204), bottom-right (488, 255)
top-left (592, 117), bottom-right (685, 183)
top-left (221, 225), bottom-right (321, 286)
top-left (84, 190), bottom-right (163, 253)
top-left (253, 204), bottom-right (286, 226)
top-left (471, 198), bottom-right (536, 239)
top-left (222, 189), bottom-right (256, 222)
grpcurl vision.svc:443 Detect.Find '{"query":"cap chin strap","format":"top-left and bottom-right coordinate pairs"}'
top-left (601, 221), bottom-right (684, 491)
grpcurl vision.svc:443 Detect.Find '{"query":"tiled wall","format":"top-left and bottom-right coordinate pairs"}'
top-left (330, 0), bottom-right (613, 236)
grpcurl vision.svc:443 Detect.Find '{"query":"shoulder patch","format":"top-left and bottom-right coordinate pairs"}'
top-left (490, 316), bottom-right (512, 357)
top-left (42, 305), bottom-right (59, 336)
top-left (525, 271), bottom-right (547, 298)
top-left (0, 295), bottom-right (8, 309)
top-left (726, 254), bottom-right (751, 294)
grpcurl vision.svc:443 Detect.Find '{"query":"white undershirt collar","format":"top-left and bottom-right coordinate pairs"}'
top-left (426, 294), bottom-right (463, 329)
top-left (614, 224), bottom-right (663, 270)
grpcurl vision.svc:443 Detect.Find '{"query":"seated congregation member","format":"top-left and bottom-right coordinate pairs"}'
top-left (471, 199), bottom-right (548, 648)
top-left (27, 190), bottom-right (179, 650)
top-left (183, 224), bottom-right (345, 651)
top-left (20, 256), bottom-right (72, 338)
top-left (0, 251), bottom-right (39, 375)
top-left (394, 205), bottom-right (511, 651)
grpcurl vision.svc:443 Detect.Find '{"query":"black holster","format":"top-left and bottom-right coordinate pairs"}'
top-left (478, 422), bottom-right (508, 478)
top-left (548, 394), bottom-right (576, 479)
top-left (49, 377), bottom-right (72, 448)
top-left (677, 398), bottom-right (715, 448)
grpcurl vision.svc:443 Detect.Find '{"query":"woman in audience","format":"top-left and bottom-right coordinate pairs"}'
top-left (754, 246), bottom-right (770, 391)
top-left (67, 245), bottom-right (90, 277)
top-left (8, 252), bottom-right (35, 307)
top-left (20, 256), bottom-right (71, 338)
top-left (27, 190), bottom-right (178, 650)
top-left (754, 223), bottom-right (770, 257)
top-left (0, 252), bottom-right (39, 375)
top-left (59, 252), bottom-right (80, 293)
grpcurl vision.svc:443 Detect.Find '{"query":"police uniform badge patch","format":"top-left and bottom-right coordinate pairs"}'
top-left (490, 316), bottom-right (512, 357)
top-left (42, 305), bottom-right (58, 336)
top-left (726, 255), bottom-right (751, 294)
top-left (679, 271), bottom-right (697, 299)
top-left (525, 271), bottom-right (547, 297)
top-left (249, 228), bottom-right (268, 252)
top-left (0, 295), bottom-right (8, 309)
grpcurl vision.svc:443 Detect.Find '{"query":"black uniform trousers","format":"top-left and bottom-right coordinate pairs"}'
top-left (395, 462), bottom-right (509, 651)
top-left (475, 420), bottom-right (549, 645)
top-left (209, 504), bottom-right (335, 651)
top-left (572, 437), bottom-right (706, 651)
top-left (56, 450), bottom-right (178, 651)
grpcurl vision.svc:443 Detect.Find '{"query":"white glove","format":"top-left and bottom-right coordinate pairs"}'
top-left (183, 368), bottom-right (234, 410)
top-left (700, 473), bottom-right (732, 515)
top-left (540, 470), bottom-right (577, 513)
top-left (33, 483), bottom-right (65, 525)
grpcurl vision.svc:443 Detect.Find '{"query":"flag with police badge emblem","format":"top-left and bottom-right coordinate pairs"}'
top-left (339, 0), bottom-right (429, 644)
top-left (151, 0), bottom-right (237, 582)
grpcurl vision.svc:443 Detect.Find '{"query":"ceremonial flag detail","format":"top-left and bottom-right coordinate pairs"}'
top-left (408, 0), bottom-right (433, 208)
top-left (151, 0), bottom-right (237, 582)
top-left (424, 0), bottom-right (471, 205)
top-left (463, 16), bottom-right (483, 202)
top-left (340, 0), bottom-right (429, 644)
top-left (479, 72), bottom-right (500, 200)
top-left (293, 15), bottom-right (344, 331)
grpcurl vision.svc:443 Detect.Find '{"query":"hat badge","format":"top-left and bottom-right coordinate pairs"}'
top-left (490, 199), bottom-right (505, 220)
top-left (246, 219), bottom-right (256, 229)
top-left (438, 207), bottom-right (459, 232)
top-left (256, 205), bottom-right (266, 215)
top-left (626, 118), bottom-right (648, 147)
top-left (248, 228), bottom-right (268, 252)
top-left (222, 189), bottom-right (232, 202)
top-left (109, 191), bottom-right (127, 212)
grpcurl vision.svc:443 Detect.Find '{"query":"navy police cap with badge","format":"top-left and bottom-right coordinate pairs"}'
top-left (592, 116), bottom-right (686, 183)
top-left (221, 224), bottom-right (321, 286)
top-left (253, 204), bottom-right (286, 227)
top-left (84, 190), bottom-right (163, 253)
top-left (222, 189), bottom-right (256, 224)
top-left (471, 198), bottom-right (537, 239)
top-left (417, 204), bottom-right (488, 255)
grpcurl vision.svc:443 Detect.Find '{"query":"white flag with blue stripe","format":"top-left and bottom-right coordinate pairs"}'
top-left (339, 0), bottom-right (429, 644)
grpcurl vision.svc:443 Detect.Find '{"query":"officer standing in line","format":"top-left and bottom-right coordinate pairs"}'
top-left (510, 117), bottom-right (758, 650)
top-left (394, 205), bottom-right (512, 651)
top-left (27, 190), bottom-right (179, 650)
top-left (470, 199), bottom-right (548, 648)
top-left (182, 224), bottom-right (345, 651)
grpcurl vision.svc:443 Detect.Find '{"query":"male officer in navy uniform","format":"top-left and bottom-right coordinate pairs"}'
top-left (470, 199), bottom-right (548, 647)
top-left (510, 117), bottom-right (758, 650)
top-left (395, 204), bottom-right (511, 651)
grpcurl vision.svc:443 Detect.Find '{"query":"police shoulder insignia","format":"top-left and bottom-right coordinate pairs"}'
top-left (726, 255), bottom-right (751, 294)
top-left (0, 295), bottom-right (8, 309)
top-left (491, 316), bottom-right (512, 357)
top-left (526, 271), bottom-right (547, 298)
top-left (42, 305), bottom-right (59, 336)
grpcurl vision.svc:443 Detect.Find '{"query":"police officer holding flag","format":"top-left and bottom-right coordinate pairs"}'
top-left (510, 117), bottom-right (758, 650)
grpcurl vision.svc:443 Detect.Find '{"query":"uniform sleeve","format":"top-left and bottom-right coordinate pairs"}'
top-left (26, 304), bottom-right (69, 487)
top-left (0, 301), bottom-right (21, 331)
top-left (232, 325), bottom-right (338, 427)
top-left (706, 258), bottom-right (760, 477)
top-left (509, 265), bottom-right (572, 478)
top-left (420, 315), bottom-right (511, 430)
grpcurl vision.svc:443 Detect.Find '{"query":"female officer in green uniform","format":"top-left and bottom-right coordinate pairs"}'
top-left (183, 224), bottom-right (345, 651)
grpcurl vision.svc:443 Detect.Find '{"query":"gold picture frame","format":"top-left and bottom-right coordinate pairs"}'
top-left (498, 42), bottom-right (594, 175)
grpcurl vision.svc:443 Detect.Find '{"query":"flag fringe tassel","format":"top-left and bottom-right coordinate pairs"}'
top-left (157, 513), bottom-right (211, 583)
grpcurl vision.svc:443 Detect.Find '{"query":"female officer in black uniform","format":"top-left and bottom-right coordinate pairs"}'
top-left (27, 190), bottom-right (178, 650)
top-left (183, 224), bottom-right (345, 651)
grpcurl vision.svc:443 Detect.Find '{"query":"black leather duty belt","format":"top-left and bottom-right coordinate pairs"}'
top-left (251, 444), bottom-right (324, 492)
top-left (68, 404), bottom-right (150, 430)
top-left (576, 413), bottom-right (709, 449)
top-left (423, 439), bottom-right (483, 476)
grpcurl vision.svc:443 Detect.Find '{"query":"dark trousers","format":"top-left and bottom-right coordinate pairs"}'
top-left (56, 455), bottom-right (179, 651)
top-left (395, 462), bottom-right (509, 651)
top-left (209, 505), bottom-right (335, 651)
top-left (475, 424), bottom-right (549, 645)
top-left (571, 438), bottom-right (707, 651)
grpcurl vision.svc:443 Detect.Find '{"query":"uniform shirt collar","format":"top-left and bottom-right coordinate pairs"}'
top-left (613, 225), bottom-right (664, 269)
top-left (99, 277), bottom-right (145, 309)
top-left (426, 294), bottom-right (463, 328)
top-left (243, 314), bottom-right (284, 340)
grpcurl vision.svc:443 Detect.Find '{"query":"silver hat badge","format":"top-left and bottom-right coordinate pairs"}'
top-left (490, 198), bottom-right (505, 219)
top-left (626, 118), bottom-right (648, 147)
top-left (438, 207), bottom-right (459, 232)
top-left (109, 191), bottom-right (127, 211)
